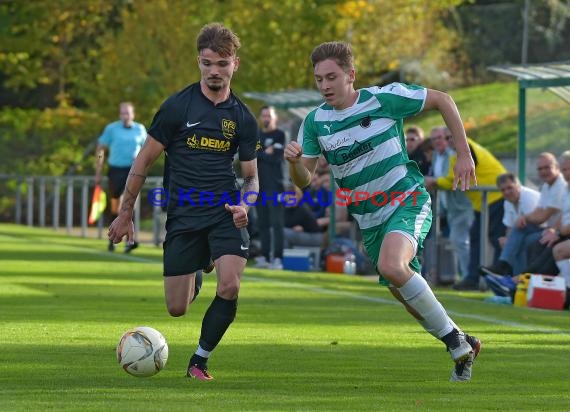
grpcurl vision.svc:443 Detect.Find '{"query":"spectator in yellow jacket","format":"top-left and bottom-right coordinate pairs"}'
top-left (426, 138), bottom-right (507, 290)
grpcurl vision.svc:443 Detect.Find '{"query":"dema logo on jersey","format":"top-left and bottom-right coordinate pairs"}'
top-left (186, 134), bottom-right (231, 151)
top-left (184, 119), bottom-right (236, 152)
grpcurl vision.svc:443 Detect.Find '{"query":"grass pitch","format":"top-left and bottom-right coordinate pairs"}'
top-left (1, 224), bottom-right (569, 411)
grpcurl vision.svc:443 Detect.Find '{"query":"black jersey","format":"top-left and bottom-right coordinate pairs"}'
top-left (148, 82), bottom-right (259, 232)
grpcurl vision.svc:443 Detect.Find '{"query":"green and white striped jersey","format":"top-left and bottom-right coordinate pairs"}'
top-left (299, 83), bottom-right (427, 231)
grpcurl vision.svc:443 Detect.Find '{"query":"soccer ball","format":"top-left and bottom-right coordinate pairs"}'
top-left (116, 326), bottom-right (169, 377)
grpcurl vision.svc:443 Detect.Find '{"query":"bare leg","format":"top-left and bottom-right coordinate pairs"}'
top-left (164, 273), bottom-right (198, 316)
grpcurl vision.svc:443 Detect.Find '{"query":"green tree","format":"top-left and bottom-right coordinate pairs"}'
top-left (335, 0), bottom-right (466, 88)
top-left (81, 0), bottom-right (342, 123)
top-left (0, 0), bottom-right (474, 179)
top-left (0, 0), bottom-right (126, 107)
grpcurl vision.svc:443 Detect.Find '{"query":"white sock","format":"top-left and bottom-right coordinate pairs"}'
top-left (398, 273), bottom-right (455, 339)
top-left (555, 259), bottom-right (570, 286)
top-left (418, 303), bottom-right (460, 338)
top-left (195, 345), bottom-right (211, 359)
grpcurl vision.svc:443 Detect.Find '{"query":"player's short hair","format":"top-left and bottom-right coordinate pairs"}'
top-left (496, 172), bottom-right (520, 187)
top-left (310, 41), bottom-right (354, 72)
top-left (197, 23), bottom-right (241, 57)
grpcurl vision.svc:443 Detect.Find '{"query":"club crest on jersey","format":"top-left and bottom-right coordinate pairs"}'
top-left (222, 119), bottom-right (236, 139)
top-left (360, 116), bottom-right (371, 128)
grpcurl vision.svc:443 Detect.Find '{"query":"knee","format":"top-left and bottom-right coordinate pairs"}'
top-left (166, 302), bottom-right (187, 317)
top-left (378, 259), bottom-right (408, 279)
top-left (217, 279), bottom-right (240, 300)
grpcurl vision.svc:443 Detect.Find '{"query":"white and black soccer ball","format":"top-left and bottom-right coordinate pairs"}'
top-left (116, 326), bottom-right (169, 377)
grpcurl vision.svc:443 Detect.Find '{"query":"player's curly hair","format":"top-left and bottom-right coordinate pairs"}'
top-left (310, 41), bottom-right (354, 72)
top-left (197, 23), bottom-right (241, 57)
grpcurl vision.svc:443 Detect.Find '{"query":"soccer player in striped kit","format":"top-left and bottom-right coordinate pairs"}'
top-left (285, 41), bottom-right (481, 381)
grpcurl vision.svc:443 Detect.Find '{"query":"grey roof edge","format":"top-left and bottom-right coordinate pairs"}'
top-left (488, 61), bottom-right (570, 103)
top-left (488, 61), bottom-right (570, 81)
top-left (243, 89), bottom-right (324, 109)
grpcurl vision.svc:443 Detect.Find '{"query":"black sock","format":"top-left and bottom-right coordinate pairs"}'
top-left (190, 353), bottom-right (208, 367)
top-left (441, 328), bottom-right (460, 349)
top-left (198, 295), bottom-right (238, 352)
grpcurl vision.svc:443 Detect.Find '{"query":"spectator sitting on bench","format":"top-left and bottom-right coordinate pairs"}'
top-left (494, 173), bottom-right (541, 252)
top-left (485, 152), bottom-right (570, 308)
top-left (481, 152), bottom-right (566, 277)
top-left (283, 184), bottom-right (325, 249)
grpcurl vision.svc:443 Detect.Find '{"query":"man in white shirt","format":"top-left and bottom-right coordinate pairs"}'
top-left (496, 173), bottom-right (541, 250)
top-left (481, 153), bottom-right (566, 276)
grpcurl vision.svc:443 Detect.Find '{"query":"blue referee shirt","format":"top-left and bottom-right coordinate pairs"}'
top-left (98, 121), bottom-right (147, 167)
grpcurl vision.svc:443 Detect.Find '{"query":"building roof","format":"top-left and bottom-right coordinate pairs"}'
top-left (246, 62), bottom-right (570, 115)
top-left (488, 61), bottom-right (570, 103)
top-left (244, 89), bottom-right (323, 119)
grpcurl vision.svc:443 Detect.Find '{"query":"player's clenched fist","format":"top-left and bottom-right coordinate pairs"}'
top-left (225, 203), bottom-right (248, 229)
top-left (284, 141), bottom-right (303, 163)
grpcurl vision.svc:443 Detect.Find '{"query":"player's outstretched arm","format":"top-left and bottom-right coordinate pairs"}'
top-left (423, 89), bottom-right (476, 191)
top-left (108, 136), bottom-right (164, 244)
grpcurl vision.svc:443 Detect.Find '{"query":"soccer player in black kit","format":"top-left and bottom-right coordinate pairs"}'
top-left (108, 23), bottom-right (259, 381)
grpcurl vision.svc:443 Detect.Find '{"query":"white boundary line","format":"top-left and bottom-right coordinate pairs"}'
top-left (245, 275), bottom-right (570, 335)
top-left (2, 231), bottom-right (568, 335)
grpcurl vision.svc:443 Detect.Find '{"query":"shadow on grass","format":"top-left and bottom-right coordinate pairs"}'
top-left (1, 250), bottom-right (133, 263)
top-left (2, 341), bottom-right (570, 411)
top-left (1, 282), bottom-right (400, 326)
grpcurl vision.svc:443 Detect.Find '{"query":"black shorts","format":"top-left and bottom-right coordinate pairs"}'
top-left (163, 214), bottom-right (250, 276)
top-left (107, 166), bottom-right (131, 198)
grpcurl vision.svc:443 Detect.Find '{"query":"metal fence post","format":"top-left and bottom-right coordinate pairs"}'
top-left (15, 176), bottom-right (22, 224)
top-left (431, 190), bottom-right (440, 284)
top-left (479, 189), bottom-right (490, 267)
top-left (39, 177), bottom-right (46, 227)
top-left (53, 178), bottom-right (60, 230)
top-left (81, 178), bottom-right (89, 237)
top-left (26, 177), bottom-right (34, 227)
top-left (66, 177), bottom-right (74, 234)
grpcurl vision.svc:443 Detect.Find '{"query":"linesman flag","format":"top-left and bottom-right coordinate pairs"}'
top-left (88, 184), bottom-right (107, 225)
